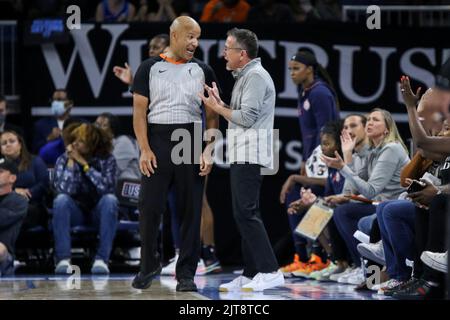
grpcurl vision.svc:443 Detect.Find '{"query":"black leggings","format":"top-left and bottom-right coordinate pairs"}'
top-left (327, 218), bottom-right (351, 263)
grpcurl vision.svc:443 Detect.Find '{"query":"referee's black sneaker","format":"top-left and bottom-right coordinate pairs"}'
top-left (132, 265), bottom-right (162, 289)
top-left (176, 278), bottom-right (197, 292)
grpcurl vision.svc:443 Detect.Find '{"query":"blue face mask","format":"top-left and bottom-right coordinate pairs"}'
top-left (51, 101), bottom-right (66, 116)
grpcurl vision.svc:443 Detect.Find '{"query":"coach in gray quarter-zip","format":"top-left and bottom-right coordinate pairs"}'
top-left (200, 28), bottom-right (285, 292)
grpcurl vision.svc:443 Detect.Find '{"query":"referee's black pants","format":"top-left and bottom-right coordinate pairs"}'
top-left (230, 163), bottom-right (279, 278)
top-left (138, 123), bottom-right (204, 280)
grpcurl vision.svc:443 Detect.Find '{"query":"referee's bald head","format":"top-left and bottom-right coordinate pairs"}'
top-left (170, 16), bottom-right (200, 34)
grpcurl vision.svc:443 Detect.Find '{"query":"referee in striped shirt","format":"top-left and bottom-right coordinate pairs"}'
top-left (130, 16), bottom-right (219, 292)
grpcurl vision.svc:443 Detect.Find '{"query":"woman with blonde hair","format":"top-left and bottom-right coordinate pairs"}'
top-left (320, 108), bottom-right (410, 286)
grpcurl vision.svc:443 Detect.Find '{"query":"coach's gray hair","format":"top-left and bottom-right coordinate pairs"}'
top-left (226, 28), bottom-right (258, 59)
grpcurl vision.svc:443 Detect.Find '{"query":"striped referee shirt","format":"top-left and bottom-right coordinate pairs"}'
top-left (131, 54), bottom-right (219, 124)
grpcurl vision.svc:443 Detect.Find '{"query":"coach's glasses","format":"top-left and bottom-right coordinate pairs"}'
top-left (223, 46), bottom-right (243, 52)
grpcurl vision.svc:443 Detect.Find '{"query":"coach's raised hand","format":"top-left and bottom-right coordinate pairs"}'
top-left (199, 83), bottom-right (222, 112)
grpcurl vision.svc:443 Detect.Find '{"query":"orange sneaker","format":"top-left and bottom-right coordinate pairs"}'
top-left (279, 254), bottom-right (307, 277)
top-left (292, 254), bottom-right (330, 278)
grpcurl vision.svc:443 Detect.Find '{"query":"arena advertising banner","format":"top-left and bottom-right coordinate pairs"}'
top-left (24, 22), bottom-right (450, 161)
top-left (22, 22), bottom-right (450, 262)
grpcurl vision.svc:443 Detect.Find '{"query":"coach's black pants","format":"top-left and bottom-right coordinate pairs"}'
top-left (230, 163), bottom-right (278, 278)
top-left (138, 123), bottom-right (204, 280)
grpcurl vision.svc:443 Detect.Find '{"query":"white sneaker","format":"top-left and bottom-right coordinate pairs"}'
top-left (357, 241), bottom-right (386, 266)
top-left (405, 258), bottom-right (414, 268)
top-left (346, 268), bottom-right (365, 285)
top-left (353, 230), bottom-right (370, 244)
top-left (320, 264), bottom-right (345, 281)
top-left (161, 254), bottom-right (179, 276)
top-left (421, 251), bottom-right (448, 273)
top-left (125, 247), bottom-right (141, 266)
top-left (310, 262), bottom-right (337, 281)
top-left (219, 275), bottom-right (252, 292)
top-left (195, 259), bottom-right (206, 275)
top-left (337, 267), bottom-right (361, 283)
top-left (13, 260), bottom-right (26, 271)
top-left (241, 271), bottom-right (285, 292)
top-left (55, 259), bottom-right (71, 274)
top-left (329, 267), bottom-right (353, 282)
top-left (91, 259), bottom-right (110, 274)
top-left (161, 255), bottom-right (206, 276)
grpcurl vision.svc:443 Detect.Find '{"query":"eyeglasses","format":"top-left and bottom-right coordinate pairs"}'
top-left (223, 46), bottom-right (243, 52)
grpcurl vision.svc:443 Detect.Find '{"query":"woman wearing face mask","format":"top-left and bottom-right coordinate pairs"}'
top-left (321, 108), bottom-right (410, 286)
top-left (32, 89), bottom-right (74, 153)
top-left (38, 118), bottom-right (82, 168)
top-left (0, 130), bottom-right (49, 229)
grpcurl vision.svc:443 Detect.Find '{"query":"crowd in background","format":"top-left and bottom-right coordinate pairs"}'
top-left (2, 0), bottom-right (449, 23)
top-left (0, 1), bottom-right (449, 300)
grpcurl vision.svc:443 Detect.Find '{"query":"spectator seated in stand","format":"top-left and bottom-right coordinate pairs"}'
top-left (52, 123), bottom-right (118, 275)
top-left (32, 89), bottom-right (75, 154)
top-left (0, 158), bottom-right (28, 277)
top-left (0, 130), bottom-right (49, 231)
top-left (94, 113), bottom-right (140, 180)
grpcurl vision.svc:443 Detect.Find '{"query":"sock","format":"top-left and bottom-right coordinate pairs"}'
top-left (294, 242), bottom-right (308, 263)
top-left (312, 243), bottom-right (327, 263)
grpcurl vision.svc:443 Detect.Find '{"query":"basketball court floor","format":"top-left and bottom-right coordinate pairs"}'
top-left (0, 273), bottom-right (392, 300)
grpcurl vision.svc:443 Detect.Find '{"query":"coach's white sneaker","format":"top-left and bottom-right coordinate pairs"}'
top-left (219, 275), bottom-right (252, 292)
top-left (241, 271), bottom-right (285, 292)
